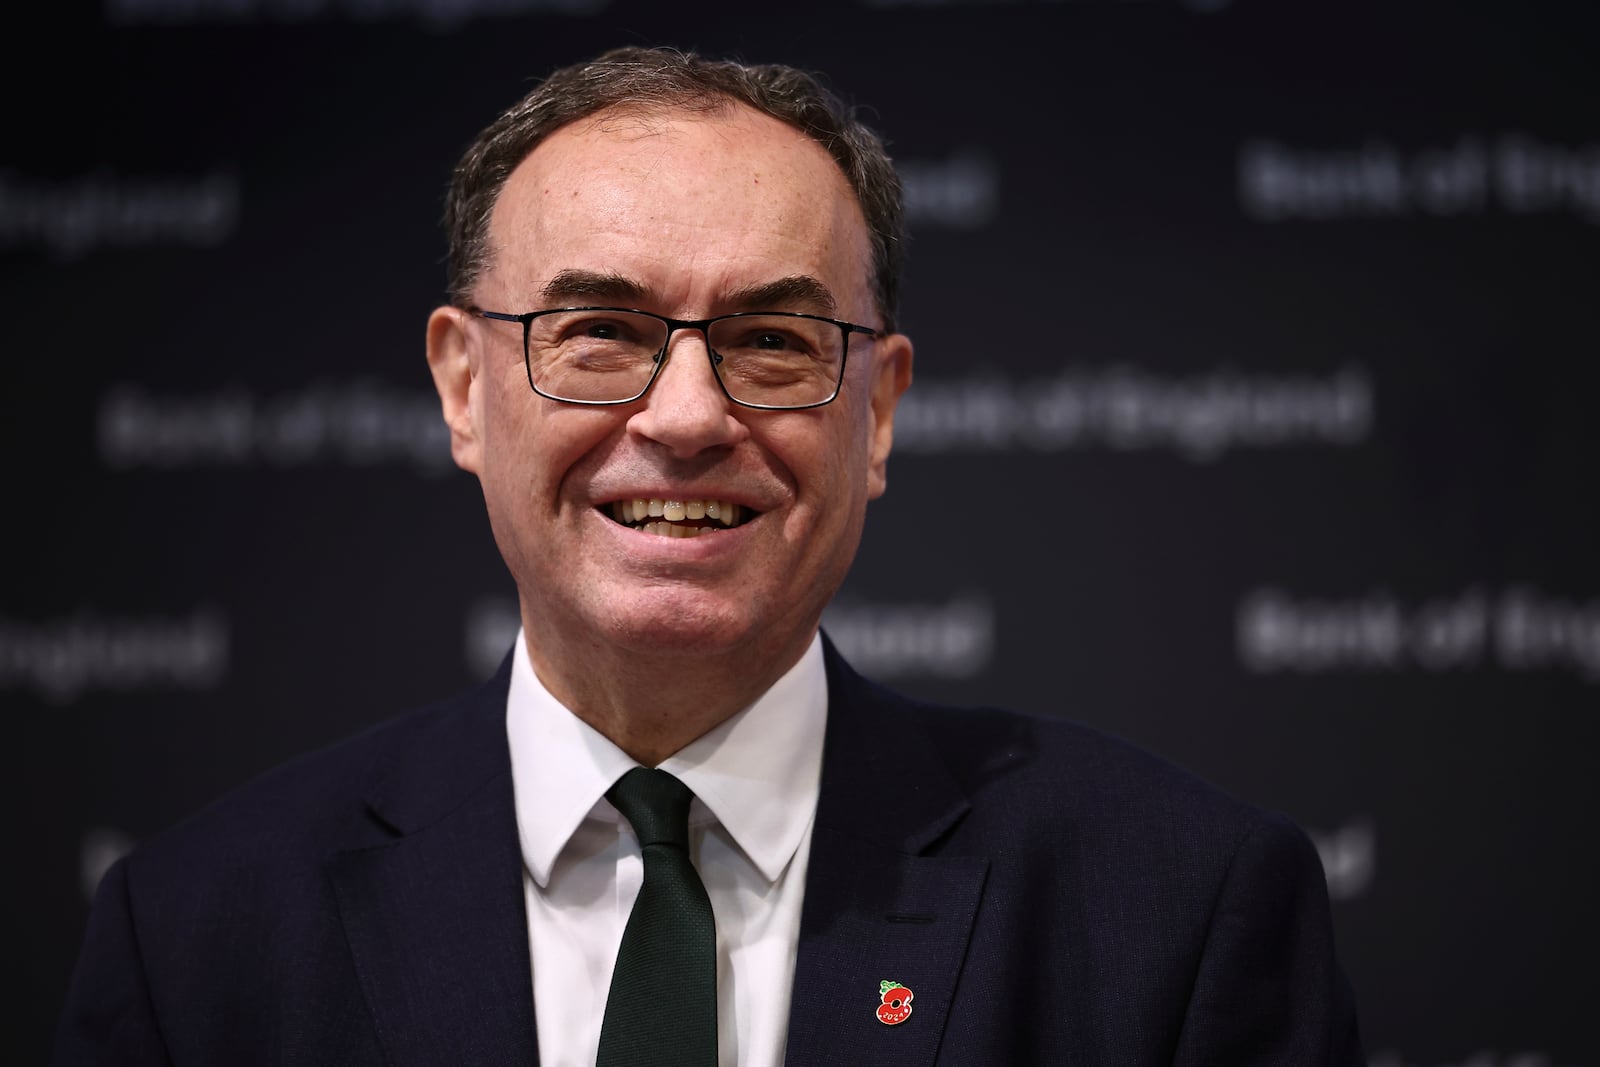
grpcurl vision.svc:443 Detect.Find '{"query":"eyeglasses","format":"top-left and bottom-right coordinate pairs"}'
top-left (471, 306), bottom-right (880, 410)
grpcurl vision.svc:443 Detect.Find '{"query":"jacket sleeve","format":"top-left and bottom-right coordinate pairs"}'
top-left (1172, 812), bottom-right (1365, 1066)
top-left (53, 856), bottom-right (174, 1067)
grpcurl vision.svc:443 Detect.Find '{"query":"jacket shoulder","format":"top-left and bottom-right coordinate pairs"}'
top-left (121, 663), bottom-right (511, 887)
top-left (876, 678), bottom-right (1304, 864)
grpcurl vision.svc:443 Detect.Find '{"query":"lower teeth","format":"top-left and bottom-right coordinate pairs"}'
top-left (640, 521), bottom-right (719, 538)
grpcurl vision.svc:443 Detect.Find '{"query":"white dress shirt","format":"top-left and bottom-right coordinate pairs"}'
top-left (506, 629), bottom-right (827, 1067)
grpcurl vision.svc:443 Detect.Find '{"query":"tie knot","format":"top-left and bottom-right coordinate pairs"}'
top-left (607, 767), bottom-right (694, 849)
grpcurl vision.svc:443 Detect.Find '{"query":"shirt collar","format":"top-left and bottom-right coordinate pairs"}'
top-left (506, 630), bottom-right (828, 888)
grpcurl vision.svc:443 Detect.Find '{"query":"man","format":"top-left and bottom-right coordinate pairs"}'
top-left (55, 46), bottom-right (1363, 1065)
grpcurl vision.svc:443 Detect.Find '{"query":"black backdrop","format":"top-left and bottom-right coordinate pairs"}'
top-left (10, 2), bottom-right (1599, 1064)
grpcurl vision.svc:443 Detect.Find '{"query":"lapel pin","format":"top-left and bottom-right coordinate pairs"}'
top-left (876, 979), bottom-right (914, 1025)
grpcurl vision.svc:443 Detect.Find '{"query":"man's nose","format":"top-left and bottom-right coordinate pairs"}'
top-left (625, 330), bottom-right (749, 457)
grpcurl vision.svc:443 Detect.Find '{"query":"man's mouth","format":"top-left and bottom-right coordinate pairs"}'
top-left (605, 498), bottom-right (752, 539)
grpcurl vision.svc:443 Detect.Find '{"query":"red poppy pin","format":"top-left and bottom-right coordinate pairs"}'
top-left (876, 979), bottom-right (914, 1025)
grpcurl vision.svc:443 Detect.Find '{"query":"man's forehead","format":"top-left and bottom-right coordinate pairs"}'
top-left (512, 102), bottom-right (847, 201)
top-left (483, 102), bottom-right (875, 315)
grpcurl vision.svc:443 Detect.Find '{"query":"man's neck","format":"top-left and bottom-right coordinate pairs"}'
top-left (518, 618), bottom-right (820, 766)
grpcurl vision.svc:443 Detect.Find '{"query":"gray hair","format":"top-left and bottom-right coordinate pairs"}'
top-left (442, 46), bottom-right (905, 332)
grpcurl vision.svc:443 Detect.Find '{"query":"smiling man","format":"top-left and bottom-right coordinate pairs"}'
top-left (56, 46), bottom-right (1363, 1067)
top-left (427, 95), bottom-right (907, 768)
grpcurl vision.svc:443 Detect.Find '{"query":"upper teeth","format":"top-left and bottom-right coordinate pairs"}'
top-left (610, 498), bottom-right (743, 527)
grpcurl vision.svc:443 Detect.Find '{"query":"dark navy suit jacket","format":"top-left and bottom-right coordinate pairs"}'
top-left (55, 639), bottom-right (1364, 1064)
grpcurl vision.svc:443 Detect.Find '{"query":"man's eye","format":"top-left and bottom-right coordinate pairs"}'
top-left (752, 332), bottom-right (794, 350)
top-left (582, 321), bottom-right (625, 340)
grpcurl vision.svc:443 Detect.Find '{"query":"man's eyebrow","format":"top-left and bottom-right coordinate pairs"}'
top-left (537, 270), bottom-right (839, 316)
top-left (540, 269), bottom-right (652, 306)
top-left (723, 276), bottom-right (838, 316)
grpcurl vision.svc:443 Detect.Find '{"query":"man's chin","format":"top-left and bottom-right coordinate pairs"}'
top-left (576, 588), bottom-right (818, 665)
top-left (599, 610), bottom-right (773, 658)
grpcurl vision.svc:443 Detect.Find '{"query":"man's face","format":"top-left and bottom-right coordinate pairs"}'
top-left (429, 103), bottom-right (912, 672)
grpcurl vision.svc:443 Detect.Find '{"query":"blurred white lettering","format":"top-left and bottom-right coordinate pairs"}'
top-left (1495, 135), bottom-right (1600, 221)
top-left (895, 365), bottom-right (1371, 460)
top-left (823, 596), bottom-right (995, 679)
top-left (80, 828), bottom-right (137, 901)
top-left (1495, 587), bottom-right (1600, 681)
top-left (0, 171), bottom-right (238, 259)
top-left (98, 382), bottom-right (453, 474)
top-left (1239, 587), bottom-right (1600, 681)
top-left (1240, 140), bottom-right (1409, 220)
top-left (0, 611), bottom-right (229, 704)
top-left (464, 597), bottom-right (521, 678)
top-left (1238, 590), bottom-right (1408, 673)
top-left (1308, 819), bottom-right (1376, 901)
top-left (1240, 134), bottom-right (1600, 223)
top-left (900, 151), bottom-right (1000, 228)
top-left (1369, 1052), bottom-right (1569, 1067)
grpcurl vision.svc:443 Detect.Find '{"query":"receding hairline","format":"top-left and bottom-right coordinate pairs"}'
top-left (478, 100), bottom-right (879, 319)
top-left (443, 46), bottom-right (906, 332)
top-left (518, 97), bottom-right (861, 174)
top-left (565, 94), bottom-right (756, 135)
top-left (499, 95), bottom-right (865, 196)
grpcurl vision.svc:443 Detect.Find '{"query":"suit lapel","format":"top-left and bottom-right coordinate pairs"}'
top-left (785, 640), bottom-right (988, 1066)
top-left (327, 658), bottom-right (539, 1067)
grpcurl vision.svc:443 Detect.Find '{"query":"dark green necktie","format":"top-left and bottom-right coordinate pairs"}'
top-left (596, 767), bottom-right (718, 1067)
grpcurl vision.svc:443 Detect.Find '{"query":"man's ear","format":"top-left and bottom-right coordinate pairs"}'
top-left (865, 332), bottom-right (914, 500)
top-left (426, 306), bottom-right (483, 474)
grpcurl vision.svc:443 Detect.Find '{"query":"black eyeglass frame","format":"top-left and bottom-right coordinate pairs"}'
top-left (471, 305), bottom-right (881, 411)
